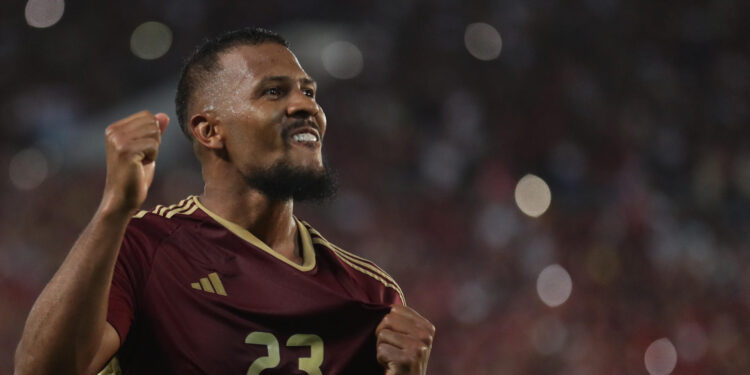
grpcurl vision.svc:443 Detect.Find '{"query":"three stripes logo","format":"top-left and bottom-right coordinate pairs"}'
top-left (191, 272), bottom-right (227, 296)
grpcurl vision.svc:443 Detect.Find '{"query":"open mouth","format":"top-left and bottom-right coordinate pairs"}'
top-left (287, 126), bottom-right (321, 148)
top-left (291, 132), bottom-right (319, 143)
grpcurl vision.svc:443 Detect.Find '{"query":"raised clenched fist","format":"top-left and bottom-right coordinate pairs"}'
top-left (376, 305), bottom-right (435, 375)
top-left (101, 110), bottom-right (169, 215)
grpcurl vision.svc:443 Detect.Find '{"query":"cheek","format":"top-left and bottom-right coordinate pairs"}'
top-left (224, 107), bottom-right (286, 159)
top-left (316, 109), bottom-right (327, 136)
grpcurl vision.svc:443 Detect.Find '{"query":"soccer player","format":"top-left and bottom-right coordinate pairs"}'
top-left (14, 28), bottom-right (434, 375)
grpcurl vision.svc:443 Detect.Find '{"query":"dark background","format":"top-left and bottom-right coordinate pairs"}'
top-left (1, 0), bottom-right (749, 374)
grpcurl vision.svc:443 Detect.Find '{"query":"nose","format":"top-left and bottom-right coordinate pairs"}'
top-left (286, 90), bottom-right (319, 119)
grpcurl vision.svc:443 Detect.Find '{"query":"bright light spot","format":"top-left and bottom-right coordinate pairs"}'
top-left (464, 22), bottom-right (502, 61)
top-left (536, 264), bottom-right (572, 307)
top-left (530, 316), bottom-right (568, 355)
top-left (321, 41), bottom-right (363, 79)
top-left (515, 174), bottom-right (552, 217)
top-left (645, 338), bottom-right (678, 375)
top-left (130, 21), bottom-right (173, 60)
top-left (25, 0), bottom-right (65, 28)
top-left (9, 148), bottom-right (49, 190)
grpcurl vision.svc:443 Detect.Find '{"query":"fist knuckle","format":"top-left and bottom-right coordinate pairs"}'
top-left (419, 332), bottom-right (433, 346)
top-left (110, 137), bottom-right (126, 151)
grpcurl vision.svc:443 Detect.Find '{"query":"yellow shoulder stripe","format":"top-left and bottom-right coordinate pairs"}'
top-left (138, 197), bottom-right (198, 219)
top-left (303, 221), bottom-right (399, 286)
top-left (166, 200), bottom-right (198, 218)
top-left (155, 197), bottom-right (190, 215)
top-left (311, 237), bottom-right (406, 305)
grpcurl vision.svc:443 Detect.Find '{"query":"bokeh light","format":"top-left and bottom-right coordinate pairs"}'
top-left (536, 264), bottom-right (572, 307)
top-left (130, 21), bottom-right (173, 60)
top-left (24, 0), bottom-right (65, 28)
top-left (464, 22), bottom-right (502, 61)
top-left (321, 41), bottom-right (363, 79)
top-left (514, 174), bottom-right (552, 217)
top-left (9, 148), bottom-right (49, 190)
top-left (644, 338), bottom-right (678, 375)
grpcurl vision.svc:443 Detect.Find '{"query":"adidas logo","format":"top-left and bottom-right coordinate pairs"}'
top-left (190, 272), bottom-right (227, 296)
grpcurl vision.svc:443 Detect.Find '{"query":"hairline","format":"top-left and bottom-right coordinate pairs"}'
top-left (176, 28), bottom-right (289, 141)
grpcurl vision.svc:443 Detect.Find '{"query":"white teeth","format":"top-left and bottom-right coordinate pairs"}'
top-left (292, 133), bottom-right (317, 142)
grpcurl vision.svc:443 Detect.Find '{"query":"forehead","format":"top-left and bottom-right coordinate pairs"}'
top-left (217, 43), bottom-right (309, 82)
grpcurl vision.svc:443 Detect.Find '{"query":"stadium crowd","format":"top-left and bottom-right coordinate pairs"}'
top-left (1, 0), bottom-right (749, 373)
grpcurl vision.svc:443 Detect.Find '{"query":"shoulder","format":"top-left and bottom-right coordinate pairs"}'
top-left (125, 197), bottom-right (199, 251)
top-left (300, 220), bottom-right (406, 305)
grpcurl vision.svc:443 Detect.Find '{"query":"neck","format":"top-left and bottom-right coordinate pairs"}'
top-left (199, 179), bottom-right (300, 264)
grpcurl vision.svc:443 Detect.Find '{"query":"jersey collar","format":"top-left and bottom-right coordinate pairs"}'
top-left (191, 196), bottom-right (316, 272)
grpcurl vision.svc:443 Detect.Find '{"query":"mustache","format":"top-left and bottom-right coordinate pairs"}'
top-left (281, 119), bottom-right (319, 139)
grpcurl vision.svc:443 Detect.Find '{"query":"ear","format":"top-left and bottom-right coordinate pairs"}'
top-left (190, 112), bottom-right (224, 150)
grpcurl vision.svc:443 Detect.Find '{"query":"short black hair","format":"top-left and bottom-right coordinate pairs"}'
top-left (175, 27), bottom-right (289, 140)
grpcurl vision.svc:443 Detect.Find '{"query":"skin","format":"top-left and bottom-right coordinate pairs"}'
top-left (14, 42), bottom-right (434, 375)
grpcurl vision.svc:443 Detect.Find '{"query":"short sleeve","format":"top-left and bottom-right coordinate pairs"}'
top-left (106, 223), bottom-right (156, 344)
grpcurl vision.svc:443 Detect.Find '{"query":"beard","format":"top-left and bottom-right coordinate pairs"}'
top-left (245, 160), bottom-right (337, 202)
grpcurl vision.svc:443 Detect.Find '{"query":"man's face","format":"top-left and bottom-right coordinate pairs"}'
top-left (200, 43), bottom-right (328, 180)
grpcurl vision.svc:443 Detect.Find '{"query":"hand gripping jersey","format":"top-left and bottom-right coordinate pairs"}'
top-left (103, 196), bottom-right (404, 374)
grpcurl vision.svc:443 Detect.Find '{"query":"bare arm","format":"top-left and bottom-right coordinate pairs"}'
top-left (14, 111), bottom-right (169, 375)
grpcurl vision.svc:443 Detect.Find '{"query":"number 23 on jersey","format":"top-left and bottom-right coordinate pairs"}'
top-left (245, 331), bottom-right (324, 375)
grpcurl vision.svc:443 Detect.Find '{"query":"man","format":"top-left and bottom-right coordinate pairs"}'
top-left (14, 27), bottom-right (434, 374)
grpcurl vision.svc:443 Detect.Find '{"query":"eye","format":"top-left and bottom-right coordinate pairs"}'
top-left (302, 88), bottom-right (315, 98)
top-left (263, 87), bottom-right (283, 97)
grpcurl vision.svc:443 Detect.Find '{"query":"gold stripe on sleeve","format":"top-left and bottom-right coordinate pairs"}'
top-left (165, 199), bottom-right (196, 218)
top-left (157, 197), bottom-right (188, 216)
top-left (302, 220), bottom-right (402, 290)
top-left (312, 237), bottom-right (400, 287)
top-left (157, 205), bottom-right (170, 216)
top-left (311, 236), bottom-right (405, 305)
top-left (179, 203), bottom-right (199, 217)
top-left (328, 248), bottom-right (406, 305)
top-left (133, 210), bottom-right (148, 219)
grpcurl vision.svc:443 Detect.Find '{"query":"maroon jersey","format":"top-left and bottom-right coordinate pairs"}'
top-left (104, 196), bottom-right (404, 374)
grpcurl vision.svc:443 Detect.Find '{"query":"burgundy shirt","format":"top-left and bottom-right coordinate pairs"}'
top-left (105, 196), bottom-right (404, 374)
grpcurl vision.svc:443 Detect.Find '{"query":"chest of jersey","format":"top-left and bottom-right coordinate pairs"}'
top-left (122, 224), bottom-right (390, 374)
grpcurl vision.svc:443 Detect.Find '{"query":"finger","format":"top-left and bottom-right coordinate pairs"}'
top-left (123, 138), bottom-right (160, 164)
top-left (377, 328), bottom-right (424, 350)
top-left (111, 116), bottom-right (163, 142)
top-left (386, 305), bottom-right (436, 333)
top-left (111, 110), bottom-right (154, 127)
top-left (376, 309), bottom-right (432, 337)
top-left (376, 342), bottom-right (406, 368)
top-left (154, 112), bottom-right (170, 134)
top-left (122, 122), bottom-right (162, 142)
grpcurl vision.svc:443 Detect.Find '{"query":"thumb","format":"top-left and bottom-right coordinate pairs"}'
top-left (154, 113), bottom-right (170, 134)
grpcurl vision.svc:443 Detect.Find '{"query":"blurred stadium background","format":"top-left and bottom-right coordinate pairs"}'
top-left (2, 0), bottom-right (750, 374)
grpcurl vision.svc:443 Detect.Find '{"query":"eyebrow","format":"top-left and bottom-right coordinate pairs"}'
top-left (259, 75), bottom-right (317, 88)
